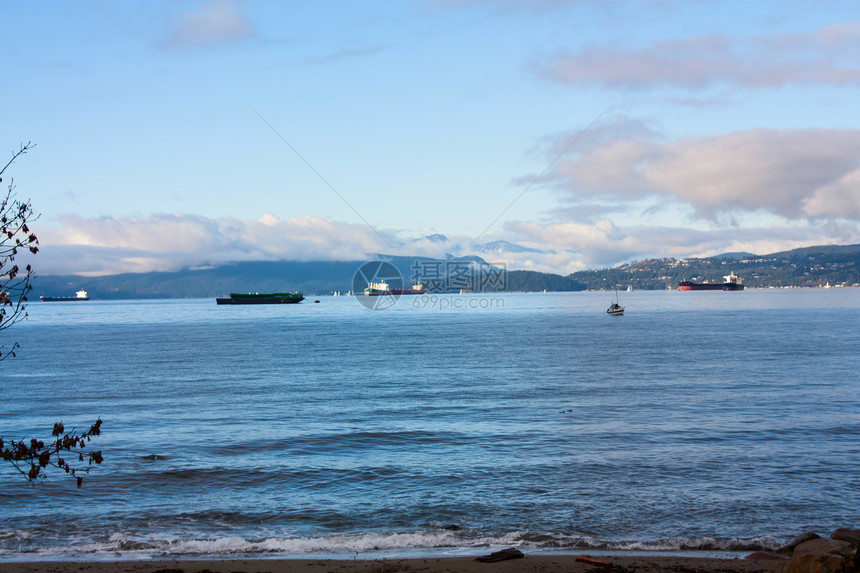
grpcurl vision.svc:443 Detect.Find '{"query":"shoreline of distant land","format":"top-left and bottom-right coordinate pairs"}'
top-left (30, 243), bottom-right (860, 299)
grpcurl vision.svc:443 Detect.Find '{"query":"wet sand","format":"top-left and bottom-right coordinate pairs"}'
top-left (0, 554), bottom-right (786, 573)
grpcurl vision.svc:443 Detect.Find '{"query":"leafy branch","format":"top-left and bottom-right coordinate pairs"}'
top-left (1, 419), bottom-right (104, 488)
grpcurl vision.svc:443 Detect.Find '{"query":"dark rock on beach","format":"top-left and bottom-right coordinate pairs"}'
top-left (777, 531), bottom-right (821, 554)
top-left (833, 528), bottom-right (860, 546)
top-left (781, 528), bottom-right (859, 573)
top-left (474, 548), bottom-right (524, 563)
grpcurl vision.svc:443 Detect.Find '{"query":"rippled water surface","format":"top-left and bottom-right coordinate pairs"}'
top-left (2, 289), bottom-right (858, 560)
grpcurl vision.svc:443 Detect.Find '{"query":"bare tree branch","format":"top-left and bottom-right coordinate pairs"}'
top-left (0, 142), bottom-right (40, 359)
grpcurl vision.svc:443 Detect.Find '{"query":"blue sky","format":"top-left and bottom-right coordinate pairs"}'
top-left (4, 0), bottom-right (860, 276)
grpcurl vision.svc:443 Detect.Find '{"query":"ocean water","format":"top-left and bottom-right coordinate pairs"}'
top-left (1, 289), bottom-right (858, 561)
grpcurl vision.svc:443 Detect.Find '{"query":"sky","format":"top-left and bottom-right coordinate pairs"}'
top-left (3, 0), bottom-right (860, 276)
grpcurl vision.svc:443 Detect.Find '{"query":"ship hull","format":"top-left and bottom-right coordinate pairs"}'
top-left (363, 289), bottom-right (389, 296)
top-left (388, 289), bottom-right (425, 295)
top-left (40, 296), bottom-right (89, 302)
top-left (678, 282), bottom-right (744, 291)
top-left (216, 293), bottom-right (304, 304)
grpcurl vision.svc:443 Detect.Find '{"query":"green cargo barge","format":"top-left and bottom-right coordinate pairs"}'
top-left (216, 292), bottom-right (304, 305)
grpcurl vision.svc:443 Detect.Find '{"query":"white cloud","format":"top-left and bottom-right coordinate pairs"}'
top-left (544, 121), bottom-right (860, 222)
top-left (645, 130), bottom-right (860, 219)
top-left (803, 169), bottom-right (860, 219)
top-left (162, 0), bottom-right (255, 49)
top-left (534, 22), bottom-right (860, 89)
top-left (36, 213), bottom-right (388, 275)
top-left (258, 213), bottom-right (280, 226)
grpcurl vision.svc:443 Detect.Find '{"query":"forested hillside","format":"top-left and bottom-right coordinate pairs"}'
top-left (569, 244), bottom-right (860, 290)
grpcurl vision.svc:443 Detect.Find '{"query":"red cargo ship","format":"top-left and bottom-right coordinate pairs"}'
top-left (389, 283), bottom-right (425, 295)
top-left (678, 271), bottom-right (745, 291)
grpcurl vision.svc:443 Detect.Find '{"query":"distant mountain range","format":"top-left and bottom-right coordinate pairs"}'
top-left (476, 240), bottom-right (546, 254)
top-left (30, 243), bottom-right (860, 300)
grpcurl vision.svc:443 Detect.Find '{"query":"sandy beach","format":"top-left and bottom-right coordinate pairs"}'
top-left (0, 554), bottom-right (787, 573)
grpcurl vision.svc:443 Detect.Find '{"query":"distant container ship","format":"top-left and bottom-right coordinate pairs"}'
top-left (678, 272), bottom-right (745, 291)
top-left (216, 292), bottom-right (304, 305)
top-left (364, 281), bottom-right (425, 296)
top-left (41, 290), bottom-right (89, 302)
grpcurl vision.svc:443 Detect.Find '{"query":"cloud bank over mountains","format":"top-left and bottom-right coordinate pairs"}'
top-left (36, 200), bottom-right (858, 279)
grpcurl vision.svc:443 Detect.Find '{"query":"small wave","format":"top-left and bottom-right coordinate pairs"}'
top-left (1, 530), bottom-right (464, 560)
top-left (0, 529), bottom-right (784, 561)
top-left (607, 536), bottom-right (783, 552)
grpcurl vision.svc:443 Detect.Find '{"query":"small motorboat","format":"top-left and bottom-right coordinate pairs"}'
top-left (606, 302), bottom-right (624, 316)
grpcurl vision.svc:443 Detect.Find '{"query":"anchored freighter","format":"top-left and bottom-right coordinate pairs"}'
top-left (678, 272), bottom-right (745, 291)
top-left (216, 292), bottom-right (304, 304)
top-left (41, 290), bottom-right (89, 302)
